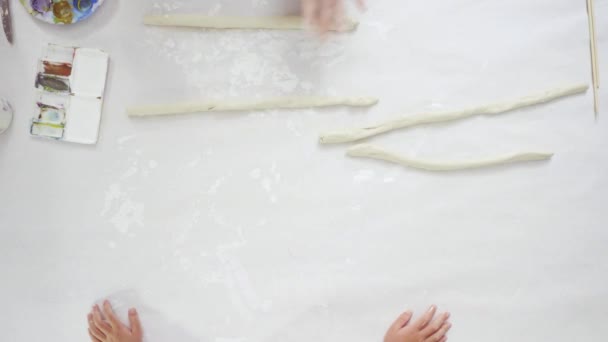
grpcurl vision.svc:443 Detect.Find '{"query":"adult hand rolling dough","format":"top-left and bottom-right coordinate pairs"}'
top-left (385, 306), bottom-right (452, 342)
top-left (87, 301), bottom-right (143, 342)
top-left (302, 0), bottom-right (366, 33)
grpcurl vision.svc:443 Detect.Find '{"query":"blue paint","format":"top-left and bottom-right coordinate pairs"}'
top-left (73, 0), bottom-right (99, 17)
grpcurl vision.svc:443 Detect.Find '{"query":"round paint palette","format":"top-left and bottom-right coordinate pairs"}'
top-left (20, 0), bottom-right (106, 25)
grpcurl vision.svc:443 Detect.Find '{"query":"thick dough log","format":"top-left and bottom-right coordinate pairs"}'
top-left (143, 15), bottom-right (359, 32)
top-left (128, 97), bottom-right (378, 117)
top-left (347, 144), bottom-right (553, 172)
top-left (320, 84), bottom-right (588, 144)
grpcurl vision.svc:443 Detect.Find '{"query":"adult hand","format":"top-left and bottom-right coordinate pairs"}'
top-left (87, 300), bottom-right (143, 342)
top-left (301, 0), bottom-right (366, 33)
top-left (384, 305), bottom-right (452, 342)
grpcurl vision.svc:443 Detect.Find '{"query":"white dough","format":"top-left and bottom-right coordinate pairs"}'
top-left (128, 97), bottom-right (378, 117)
top-left (143, 15), bottom-right (359, 32)
top-left (320, 84), bottom-right (589, 144)
top-left (347, 144), bottom-right (553, 172)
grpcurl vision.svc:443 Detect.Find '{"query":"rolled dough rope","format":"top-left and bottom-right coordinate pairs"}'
top-left (127, 97), bottom-right (378, 117)
top-left (346, 144), bottom-right (554, 172)
top-left (143, 15), bottom-right (359, 32)
top-left (319, 84), bottom-right (589, 144)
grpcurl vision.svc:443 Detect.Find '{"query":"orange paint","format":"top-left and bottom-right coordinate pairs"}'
top-left (43, 61), bottom-right (72, 77)
top-left (53, 1), bottom-right (74, 24)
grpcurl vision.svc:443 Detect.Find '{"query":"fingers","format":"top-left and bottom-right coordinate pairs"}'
top-left (88, 313), bottom-right (106, 340)
top-left (302, 0), bottom-right (319, 28)
top-left (92, 305), bottom-right (112, 334)
top-left (102, 300), bottom-right (122, 328)
top-left (355, 0), bottom-right (367, 11)
top-left (319, 0), bottom-right (339, 33)
top-left (427, 322), bottom-right (452, 342)
top-left (415, 305), bottom-right (437, 329)
top-left (333, 0), bottom-right (346, 32)
top-left (422, 312), bottom-right (450, 337)
top-left (129, 308), bottom-right (143, 338)
top-left (389, 311), bottom-right (413, 331)
top-left (88, 329), bottom-right (102, 342)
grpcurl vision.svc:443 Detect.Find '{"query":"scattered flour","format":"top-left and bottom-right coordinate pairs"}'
top-left (117, 135), bottom-right (136, 144)
top-left (120, 166), bottom-right (138, 180)
top-left (101, 183), bottom-right (145, 234)
top-left (249, 168), bottom-right (261, 179)
top-left (109, 198), bottom-right (145, 234)
top-left (353, 169), bottom-right (375, 183)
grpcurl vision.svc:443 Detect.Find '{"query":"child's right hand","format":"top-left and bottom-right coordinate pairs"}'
top-left (384, 305), bottom-right (452, 342)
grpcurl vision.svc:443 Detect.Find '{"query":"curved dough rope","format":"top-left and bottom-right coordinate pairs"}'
top-left (347, 144), bottom-right (553, 172)
top-left (143, 15), bottom-right (358, 32)
top-left (128, 97), bottom-right (378, 117)
top-left (320, 84), bottom-right (588, 144)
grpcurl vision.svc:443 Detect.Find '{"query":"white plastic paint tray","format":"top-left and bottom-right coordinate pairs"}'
top-left (30, 44), bottom-right (109, 144)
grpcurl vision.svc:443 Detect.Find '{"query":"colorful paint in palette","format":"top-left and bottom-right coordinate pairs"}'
top-left (31, 93), bottom-right (67, 138)
top-left (38, 103), bottom-right (66, 124)
top-left (30, 44), bottom-right (109, 144)
top-left (35, 73), bottom-right (71, 93)
top-left (20, 0), bottom-right (106, 25)
top-left (42, 61), bottom-right (73, 77)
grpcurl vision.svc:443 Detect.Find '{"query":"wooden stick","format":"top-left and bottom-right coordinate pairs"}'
top-left (587, 0), bottom-right (600, 116)
top-left (589, 0), bottom-right (600, 88)
top-left (594, 86), bottom-right (599, 115)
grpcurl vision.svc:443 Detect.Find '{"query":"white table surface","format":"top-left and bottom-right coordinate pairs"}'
top-left (1, 1), bottom-right (607, 341)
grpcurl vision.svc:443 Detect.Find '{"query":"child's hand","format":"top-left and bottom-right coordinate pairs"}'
top-left (384, 305), bottom-right (452, 342)
top-left (301, 0), bottom-right (366, 33)
top-left (87, 301), bottom-right (143, 342)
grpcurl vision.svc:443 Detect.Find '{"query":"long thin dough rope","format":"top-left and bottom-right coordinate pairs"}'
top-left (127, 97), bottom-right (378, 117)
top-left (347, 144), bottom-right (553, 172)
top-left (143, 15), bottom-right (358, 32)
top-left (319, 84), bottom-right (588, 144)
